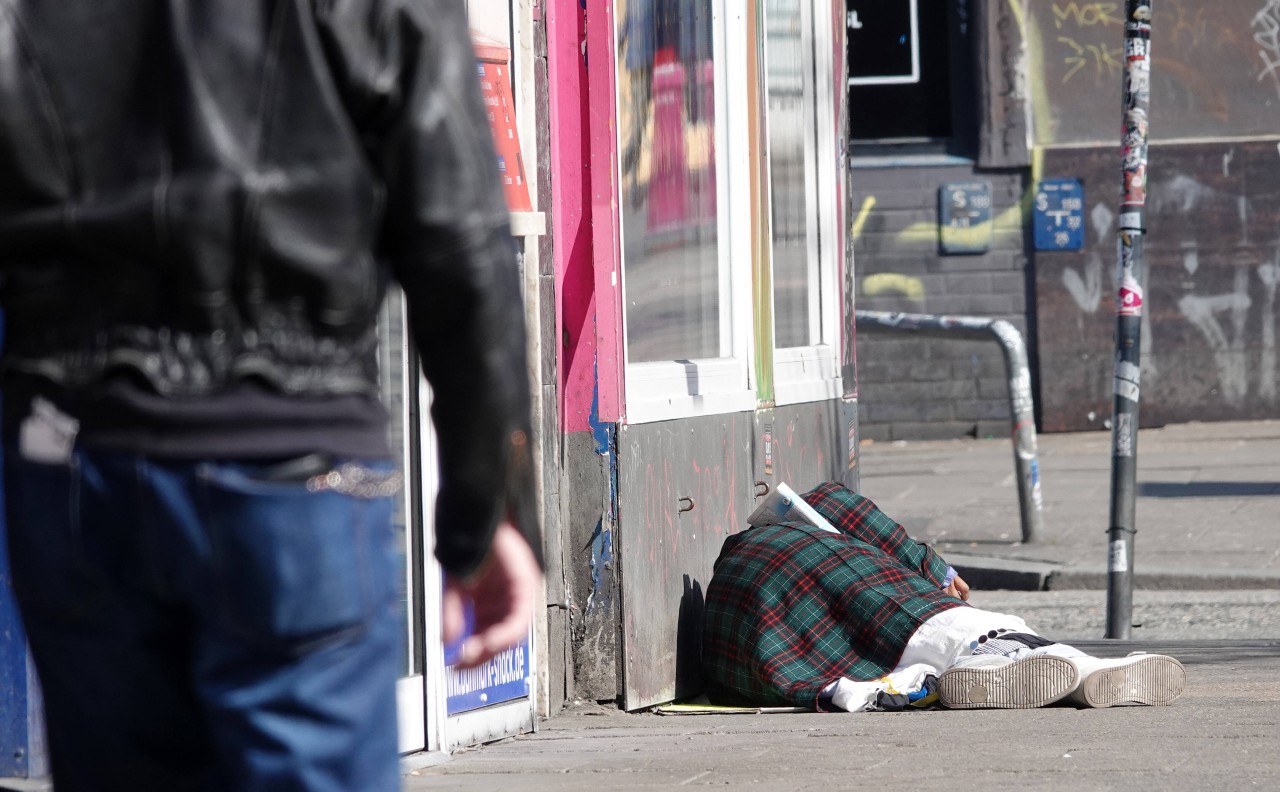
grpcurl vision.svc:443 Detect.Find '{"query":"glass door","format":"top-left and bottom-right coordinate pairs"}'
top-left (377, 289), bottom-right (430, 754)
top-left (765, 0), bottom-right (841, 405)
top-left (381, 282), bottom-right (536, 756)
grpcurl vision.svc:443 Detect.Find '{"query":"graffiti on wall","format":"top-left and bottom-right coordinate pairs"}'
top-left (1177, 261), bottom-right (1280, 407)
top-left (1051, 153), bottom-right (1280, 424)
top-left (1254, 0), bottom-right (1280, 98)
top-left (1060, 201), bottom-right (1158, 383)
top-left (1052, 2), bottom-right (1124, 85)
top-left (1028, 0), bottom-right (1276, 144)
top-left (1061, 203), bottom-right (1113, 313)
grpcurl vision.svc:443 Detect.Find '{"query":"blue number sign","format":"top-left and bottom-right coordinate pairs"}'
top-left (1033, 179), bottom-right (1085, 251)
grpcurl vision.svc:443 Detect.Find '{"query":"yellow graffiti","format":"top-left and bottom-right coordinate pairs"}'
top-left (1058, 36), bottom-right (1123, 84)
top-left (1167, 3), bottom-right (1209, 49)
top-left (940, 219), bottom-right (995, 252)
top-left (895, 203), bottom-right (1025, 247)
top-left (1060, 37), bottom-right (1087, 83)
top-left (850, 196), bottom-right (877, 239)
top-left (1052, 2), bottom-right (1122, 29)
top-left (1022, 14), bottom-right (1054, 146)
top-left (862, 273), bottom-right (925, 302)
top-left (884, 128), bottom-right (1046, 248)
top-left (1006, 0), bottom-right (1026, 35)
top-left (1031, 147), bottom-right (1045, 209)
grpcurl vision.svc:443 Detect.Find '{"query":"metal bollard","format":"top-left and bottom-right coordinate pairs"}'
top-left (855, 310), bottom-right (1044, 544)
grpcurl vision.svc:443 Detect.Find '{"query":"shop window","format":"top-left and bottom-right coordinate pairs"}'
top-left (618, 0), bottom-right (756, 422)
top-left (616, 0), bottom-right (844, 421)
top-left (765, 0), bottom-right (841, 404)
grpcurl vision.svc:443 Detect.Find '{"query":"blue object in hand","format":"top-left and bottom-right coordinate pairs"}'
top-left (443, 596), bottom-right (475, 667)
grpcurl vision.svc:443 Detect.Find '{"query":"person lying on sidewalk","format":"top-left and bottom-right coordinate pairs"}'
top-left (701, 482), bottom-right (1186, 712)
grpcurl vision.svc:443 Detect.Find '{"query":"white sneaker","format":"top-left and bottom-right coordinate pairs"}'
top-left (1066, 653), bottom-right (1186, 708)
top-left (939, 655), bottom-right (1079, 709)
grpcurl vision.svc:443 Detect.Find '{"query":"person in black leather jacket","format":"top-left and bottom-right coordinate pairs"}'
top-left (0, 1), bottom-right (541, 789)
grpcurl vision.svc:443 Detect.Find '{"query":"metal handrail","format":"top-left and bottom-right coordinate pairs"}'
top-left (855, 310), bottom-right (1044, 544)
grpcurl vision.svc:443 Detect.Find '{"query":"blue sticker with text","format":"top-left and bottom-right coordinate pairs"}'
top-left (446, 637), bottom-right (532, 715)
top-left (1034, 179), bottom-right (1085, 251)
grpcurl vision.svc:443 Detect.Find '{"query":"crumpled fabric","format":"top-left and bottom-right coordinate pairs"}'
top-left (825, 663), bottom-right (940, 712)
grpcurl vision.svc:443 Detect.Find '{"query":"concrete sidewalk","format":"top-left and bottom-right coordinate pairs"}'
top-left (408, 640), bottom-right (1280, 791)
top-left (398, 421), bottom-right (1280, 790)
top-left (856, 420), bottom-right (1280, 591)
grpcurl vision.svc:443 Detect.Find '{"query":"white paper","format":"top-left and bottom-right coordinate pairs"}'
top-left (18, 397), bottom-right (79, 464)
top-left (747, 482), bottom-right (839, 533)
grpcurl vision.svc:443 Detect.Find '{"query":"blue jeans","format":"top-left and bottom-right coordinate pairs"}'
top-left (3, 444), bottom-right (403, 791)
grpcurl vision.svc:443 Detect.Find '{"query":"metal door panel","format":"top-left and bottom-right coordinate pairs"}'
top-left (617, 413), bottom-right (754, 710)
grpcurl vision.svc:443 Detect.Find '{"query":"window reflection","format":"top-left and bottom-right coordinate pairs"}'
top-left (618, 0), bottom-right (720, 363)
top-left (765, 0), bottom-right (818, 349)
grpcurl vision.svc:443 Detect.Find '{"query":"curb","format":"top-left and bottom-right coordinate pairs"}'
top-left (948, 555), bottom-right (1058, 591)
top-left (949, 555), bottom-right (1280, 592)
top-left (1047, 568), bottom-right (1280, 592)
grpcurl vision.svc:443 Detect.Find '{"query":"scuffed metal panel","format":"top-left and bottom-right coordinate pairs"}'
top-left (614, 403), bottom-right (850, 710)
top-left (564, 430), bottom-right (621, 701)
top-left (753, 401), bottom-right (846, 498)
top-left (616, 413), bottom-right (754, 711)
top-left (841, 397), bottom-right (861, 493)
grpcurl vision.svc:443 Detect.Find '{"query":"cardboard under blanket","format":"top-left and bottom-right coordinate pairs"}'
top-left (652, 698), bottom-right (809, 716)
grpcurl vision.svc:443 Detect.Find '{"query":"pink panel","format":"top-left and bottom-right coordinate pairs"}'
top-left (585, 0), bottom-right (624, 424)
top-left (549, 0), bottom-right (623, 433)
top-left (548, 0), bottom-right (595, 433)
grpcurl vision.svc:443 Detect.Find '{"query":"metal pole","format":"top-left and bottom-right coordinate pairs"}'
top-left (990, 321), bottom-right (1044, 547)
top-left (1105, 0), bottom-right (1153, 640)
top-left (854, 310), bottom-right (1044, 544)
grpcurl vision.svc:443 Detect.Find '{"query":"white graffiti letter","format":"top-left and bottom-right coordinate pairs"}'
top-left (1260, 260), bottom-right (1279, 403)
top-left (1254, 0), bottom-right (1280, 98)
top-left (1062, 254), bottom-right (1104, 313)
top-left (1178, 268), bottom-right (1253, 406)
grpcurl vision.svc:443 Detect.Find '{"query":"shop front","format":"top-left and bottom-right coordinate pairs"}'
top-left (549, 0), bottom-right (857, 709)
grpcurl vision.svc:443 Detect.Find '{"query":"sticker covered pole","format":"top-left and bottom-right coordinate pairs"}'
top-left (1106, 0), bottom-right (1153, 640)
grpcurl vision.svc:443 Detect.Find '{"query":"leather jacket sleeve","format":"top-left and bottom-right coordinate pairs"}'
top-left (313, 0), bottom-right (541, 578)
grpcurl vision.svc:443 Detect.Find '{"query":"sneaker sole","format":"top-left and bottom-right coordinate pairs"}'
top-left (940, 656), bottom-right (1079, 709)
top-left (1077, 655), bottom-right (1186, 708)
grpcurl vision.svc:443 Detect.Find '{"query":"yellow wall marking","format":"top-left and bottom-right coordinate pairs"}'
top-left (851, 195), bottom-right (877, 240)
top-left (862, 273), bottom-right (926, 302)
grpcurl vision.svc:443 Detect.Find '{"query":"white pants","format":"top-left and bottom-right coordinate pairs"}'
top-left (897, 606), bottom-right (1087, 671)
top-left (826, 606), bottom-right (1085, 712)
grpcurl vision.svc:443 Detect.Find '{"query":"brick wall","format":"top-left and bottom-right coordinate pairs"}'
top-left (852, 162), bottom-right (1033, 441)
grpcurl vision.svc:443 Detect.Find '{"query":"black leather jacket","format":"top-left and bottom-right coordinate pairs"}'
top-left (0, 0), bottom-right (537, 575)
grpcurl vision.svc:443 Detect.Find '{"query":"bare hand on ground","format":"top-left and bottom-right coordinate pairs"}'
top-left (442, 521), bottom-right (542, 668)
top-left (944, 574), bottom-right (971, 601)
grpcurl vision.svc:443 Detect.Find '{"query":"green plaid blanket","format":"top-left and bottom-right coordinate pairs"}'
top-left (701, 482), bottom-right (965, 710)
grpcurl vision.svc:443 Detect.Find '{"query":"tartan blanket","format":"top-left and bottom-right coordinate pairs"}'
top-left (701, 482), bottom-right (965, 710)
